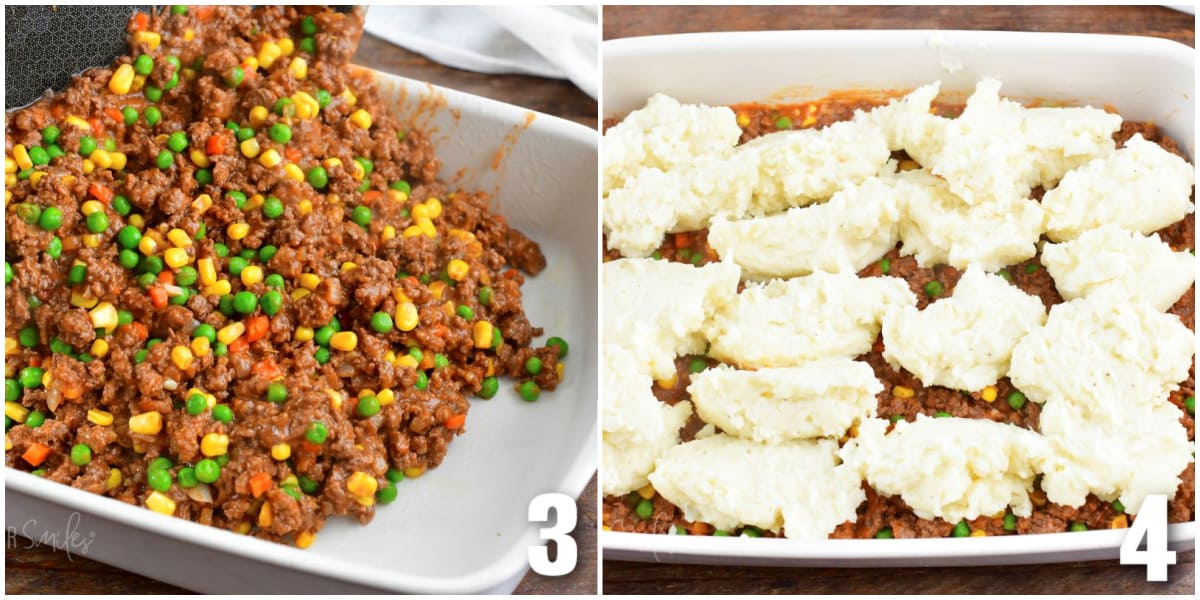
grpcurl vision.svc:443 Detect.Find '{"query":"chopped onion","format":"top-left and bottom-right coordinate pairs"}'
top-left (187, 483), bottom-right (213, 504)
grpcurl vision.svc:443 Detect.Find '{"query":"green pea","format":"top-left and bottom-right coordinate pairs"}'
top-left (477, 376), bottom-right (499, 399)
top-left (369, 312), bottom-right (393, 333)
top-left (103, 137), bottom-right (116, 152)
top-left (273, 97), bottom-right (294, 115)
top-left (1003, 512), bottom-right (1017, 531)
top-left (144, 85), bottom-right (163, 102)
top-left (195, 169), bottom-right (212, 185)
top-left (491, 326), bottom-right (503, 349)
top-left (299, 475), bottom-right (320, 494)
top-left (434, 353), bottom-right (449, 369)
top-left (175, 266), bottom-right (197, 286)
top-left (546, 336), bottom-right (568, 359)
top-left (880, 258), bottom-right (891, 275)
top-left (177, 467), bottom-right (198, 488)
top-left (236, 127), bottom-right (255, 142)
top-left (299, 37), bottom-right (316, 54)
top-left (934, 411), bottom-right (952, 418)
top-left (259, 290), bottom-right (282, 317)
top-left (1112, 500), bottom-right (1125, 514)
top-left (45, 144), bottom-right (64, 160)
top-left (37, 206), bottom-right (62, 231)
top-left (775, 116), bottom-right (792, 129)
top-left (1069, 522), bottom-right (1088, 532)
top-left (212, 404), bottom-right (233, 424)
top-left (112, 195), bottom-right (132, 216)
top-left (316, 89), bottom-right (332, 109)
top-left (216, 454), bottom-right (229, 467)
top-left (281, 484), bottom-right (302, 501)
top-left (314, 325), bottom-right (334, 347)
top-left (25, 409), bottom-right (45, 428)
top-left (741, 526), bottom-right (763, 538)
top-left (144, 106), bottom-right (162, 126)
top-left (456, 305), bottom-right (474, 320)
top-left (301, 15), bottom-right (318, 35)
top-left (169, 287), bottom-right (190, 306)
top-left (194, 458), bottom-right (220, 483)
top-left (139, 254), bottom-right (163, 275)
top-left (50, 338), bottom-right (73, 354)
top-left (134, 54), bottom-right (154, 76)
top-left (134, 349), bottom-right (149, 364)
top-left (258, 245), bottom-right (277, 262)
top-left (262, 196), bottom-right (283, 219)
top-left (874, 528), bottom-right (894, 539)
top-left (672, 525), bottom-right (689, 535)
top-left (476, 286), bottom-right (493, 307)
top-left (42, 125), bottom-right (61, 144)
top-left (3, 262), bottom-right (11, 285)
top-left (19, 326), bottom-right (39, 348)
top-left (951, 520), bottom-right (970, 537)
top-left (70, 444), bottom-right (92, 466)
top-left (355, 157), bottom-right (374, 177)
top-left (688, 358), bottom-right (707, 373)
top-left (226, 190), bottom-right (247, 209)
top-left (224, 66), bottom-right (244, 88)
top-left (76, 134), bottom-right (98, 156)
top-left (389, 180), bottom-right (411, 194)
top-left (6, 379), bottom-right (21, 402)
top-left (118, 226), bottom-right (142, 249)
top-left (18, 367), bottom-right (43, 390)
top-left (185, 393), bottom-right (207, 416)
top-left (635, 499), bottom-right (653, 520)
top-left (997, 269), bottom-right (1012, 281)
top-left (17, 168), bottom-right (32, 180)
top-left (232, 291), bottom-right (257, 314)
top-left (118, 310), bottom-right (133, 326)
top-left (923, 280), bottom-right (944, 298)
top-left (376, 481), bottom-right (398, 504)
top-left (264, 273), bottom-right (285, 289)
top-left (357, 395), bottom-right (381, 418)
top-left (351, 205), bottom-right (372, 227)
top-left (314, 347), bottom-right (331, 364)
top-left (1184, 395), bottom-right (1195, 416)
top-left (28, 146), bottom-right (49, 166)
top-left (238, 248), bottom-right (255, 261)
top-left (305, 421), bottom-right (328, 444)
top-left (147, 468), bottom-right (172, 492)
top-left (525, 356), bottom-right (543, 376)
top-left (156, 149), bottom-right (174, 169)
top-left (415, 371), bottom-right (428, 390)
top-left (518, 381), bottom-right (540, 402)
top-left (1007, 391), bottom-right (1027, 411)
top-left (86, 210), bottom-right (109, 234)
top-left (268, 123), bottom-right (292, 144)
top-left (167, 131), bottom-right (188, 153)
top-left (650, 250), bottom-right (662, 260)
top-left (307, 166), bottom-right (328, 189)
top-left (15, 203), bottom-right (42, 223)
top-left (227, 257), bottom-right (249, 278)
top-left (1024, 262), bottom-right (1040, 275)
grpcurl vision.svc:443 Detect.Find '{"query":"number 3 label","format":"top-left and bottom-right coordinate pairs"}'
top-left (528, 493), bottom-right (578, 576)
top-left (1120, 494), bottom-right (1176, 581)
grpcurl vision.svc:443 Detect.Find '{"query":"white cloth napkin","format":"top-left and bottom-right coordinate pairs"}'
top-left (363, 5), bottom-right (598, 99)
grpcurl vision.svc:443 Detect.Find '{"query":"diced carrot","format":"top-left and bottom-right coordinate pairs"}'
top-left (195, 5), bottom-right (216, 21)
top-left (433, 324), bottom-right (448, 338)
top-left (251, 357), bottom-right (281, 380)
top-left (104, 107), bottom-right (124, 123)
top-left (248, 472), bottom-right (272, 498)
top-left (444, 414), bottom-right (466, 430)
top-left (674, 232), bottom-right (691, 248)
top-left (689, 521), bottom-right (714, 535)
top-left (283, 147), bottom-right (302, 163)
top-left (363, 190), bottom-right (383, 203)
top-left (300, 441), bottom-right (322, 454)
top-left (23, 443), bottom-right (52, 467)
top-left (148, 286), bottom-right (168, 309)
top-left (88, 183), bottom-right (114, 204)
top-left (244, 315), bottom-right (269, 342)
top-left (88, 117), bottom-right (105, 138)
top-left (228, 336), bottom-right (250, 354)
top-left (50, 102), bottom-right (65, 120)
top-left (128, 321), bottom-right (149, 341)
top-left (206, 134), bottom-right (227, 156)
top-left (131, 12), bottom-right (149, 32)
top-left (157, 270), bottom-right (174, 285)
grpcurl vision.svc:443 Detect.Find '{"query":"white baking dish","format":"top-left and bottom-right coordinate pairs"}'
top-left (4, 67), bottom-right (598, 594)
top-left (601, 29), bottom-right (1195, 566)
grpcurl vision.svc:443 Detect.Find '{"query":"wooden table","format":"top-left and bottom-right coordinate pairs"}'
top-left (602, 4), bottom-right (1195, 595)
top-left (4, 33), bottom-right (598, 596)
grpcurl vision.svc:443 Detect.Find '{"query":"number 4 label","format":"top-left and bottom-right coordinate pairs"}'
top-left (528, 493), bottom-right (578, 577)
top-left (1119, 494), bottom-right (1176, 581)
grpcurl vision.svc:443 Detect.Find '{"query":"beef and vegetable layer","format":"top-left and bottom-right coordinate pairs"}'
top-left (603, 97), bottom-right (1195, 539)
top-left (5, 5), bottom-right (567, 547)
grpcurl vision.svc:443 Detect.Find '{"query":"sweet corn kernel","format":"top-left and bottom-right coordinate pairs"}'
top-left (191, 336), bottom-right (211, 358)
top-left (5, 338), bottom-right (18, 356)
top-left (240, 265), bottom-right (263, 286)
top-left (90, 338), bottom-right (110, 359)
top-left (416, 217), bottom-right (437, 238)
top-left (403, 467), bottom-right (424, 479)
top-left (89, 302), bottom-right (119, 331)
top-left (325, 388), bottom-right (343, 410)
top-left (473, 321), bottom-right (493, 349)
top-left (357, 388), bottom-right (376, 399)
top-left (411, 204), bottom-right (430, 220)
top-left (4, 156), bottom-right (16, 173)
top-left (87, 409), bottom-right (114, 426)
top-left (169, 345), bottom-right (194, 370)
top-left (377, 388), bottom-right (395, 406)
top-left (244, 194), bottom-right (264, 211)
top-left (330, 331), bottom-right (358, 351)
top-left (65, 115), bottom-right (91, 130)
top-left (428, 280), bottom-right (447, 300)
top-left (257, 501), bottom-right (273, 527)
top-left (656, 371), bottom-right (679, 390)
top-left (201, 433), bottom-right (229, 457)
top-left (340, 261), bottom-right (357, 272)
top-left (106, 468), bottom-right (123, 490)
top-left (129, 411), bottom-right (163, 435)
top-left (348, 109), bottom-right (372, 129)
top-left (556, 362), bottom-right (564, 378)
top-left (258, 149), bottom-right (281, 168)
top-left (291, 288), bottom-right (310, 300)
top-left (340, 87), bottom-right (357, 106)
top-left (41, 371), bottom-right (52, 388)
top-left (71, 290), bottom-right (99, 309)
top-left (196, 258), bottom-right (217, 285)
top-left (637, 484), bottom-right (656, 500)
top-left (28, 171), bottom-right (47, 187)
top-left (447, 259), bottom-right (469, 282)
top-left (5, 173), bottom-right (16, 187)
top-left (402, 225), bottom-right (422, 238)
top-left (138, 236), bottom-right (158, 255)
top-left (190, 148), bottom-right (211, 168)
top-left (227, 222), bottom-right (250, 240)
top-left (90, 148), bottom-right (113, 169)
top-left (5, 402), bottom-right (29, 423)
top-left (396, 302), bottom-right (419, 331)
top-left (131, 74), bottom-right (146, 92)
top-left (298, 273), bottom-right (321, 290)
top-left (981, 386), bottom-right (998, 403)
top-left (736, 112), bottom-right (751, 127)
top-left (295, 531), bottom-right (316, 549)
top-left (257, 41), bottom-right (282, 68)
top-left (217, 322), bottom-right (245, 345)
top-left (298, 199), bottom-right (312, 215)
top-left (109, 63), bottom-right (136, 94)
top-left (81, 200), bottom-right (103, 216)
top-left (381, 225), bottom-right (396, 240)
top-left (166, 228), bottom-right (191, 248)
top-left (284, 162), bottom-right (304, 182)
top-left (346, 471), bottom-right (377, 498)
top-left (183, 28), bottom-right (195, 42)
top-left (133, 30), bottom-right (161, 51)
top-left (238, 138), bottom-right (260, 158)
top-left (13, 145), bottom-right (32, 170)
top-left (393, 288), bottom-right (411, 304)
top-left (242, 56), bottom-right (258, 72)
top-left (271, 443), bottom-right (291, 461)
top-left (203, 280), bottom-right (232, 296)
top-left (81, 234), bottom-right (101, 248)
top-left (109, 151), bottom-right (128, 171)
top-left (1111, 515), bottom-right (1129, 529)
top-left (249, 106), bottom-right (268, 127)
top-left (234, 521), bottom-right (252, 534)
top-left (163, 247), bottom-right (190, 269)
top-left (296, 328), bottom-right (313, 343)
top-left (288, 57), bottom-right (307, 80)
top-left (892, 385), bottom-right (915, 399)
top-left (193, 193), bottom-right (213, 213)
top-left (128, 214), bottom-right (145, 229)
top-left (970, 530), bottom-right (988, 537)
top-left (82, 159), bottom-right (96, 174)
top-left (146, 491), bottom-right (176, 515)
top-left (425, 198), bottom-right (442, 218)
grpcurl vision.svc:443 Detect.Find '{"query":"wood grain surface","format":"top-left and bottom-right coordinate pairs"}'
top-left (4, 32), bottom-right (598, 596)
top-left (601, 3), bottom-right (1196, 596)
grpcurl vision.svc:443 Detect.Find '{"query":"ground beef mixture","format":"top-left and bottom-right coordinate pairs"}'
top-left (5, 6), bottom-right (567, 547)
top-left (602, 95), bottom-right (1195, 539)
